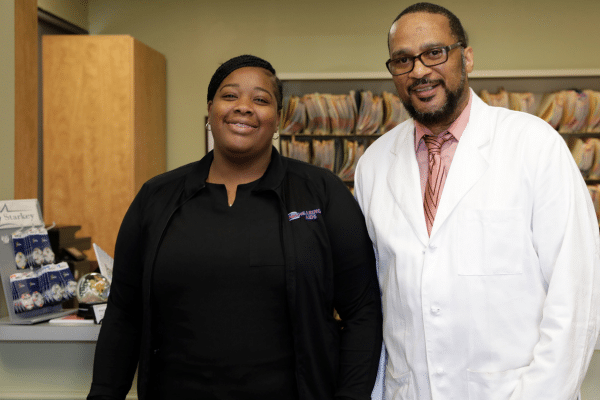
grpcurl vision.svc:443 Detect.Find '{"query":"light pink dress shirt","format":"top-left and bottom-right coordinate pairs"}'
top-left (414, 92), bottom-right (473, 200)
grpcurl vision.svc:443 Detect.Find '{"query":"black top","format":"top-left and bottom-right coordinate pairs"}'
top-left (88, 149), bottom-right (382, 400)
top-left (152, 179), bottom-right (297, 399)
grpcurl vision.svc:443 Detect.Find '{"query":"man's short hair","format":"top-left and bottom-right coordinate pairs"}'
top-left (390, 2), bottom-right (469, 47)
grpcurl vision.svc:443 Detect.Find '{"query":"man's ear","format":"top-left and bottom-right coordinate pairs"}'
top-left (464, 46), bottom-right (474, 74)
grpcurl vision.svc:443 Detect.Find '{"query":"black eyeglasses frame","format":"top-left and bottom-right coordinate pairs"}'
top-left (386, 42), bottom-right (465, 76)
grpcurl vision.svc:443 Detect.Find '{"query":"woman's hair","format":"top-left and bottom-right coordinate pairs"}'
top-left (207, 54), bottom-right (283, 111)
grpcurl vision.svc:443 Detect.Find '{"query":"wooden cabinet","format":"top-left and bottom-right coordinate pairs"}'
top-left (42, 35), bottom-right (166, 259)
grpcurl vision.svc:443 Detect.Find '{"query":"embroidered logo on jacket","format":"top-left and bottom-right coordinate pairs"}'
top-left (288, 209), bottom-right (321, 221)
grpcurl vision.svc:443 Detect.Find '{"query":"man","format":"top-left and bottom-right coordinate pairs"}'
top-left (355, 3), bottom-right (600, 400)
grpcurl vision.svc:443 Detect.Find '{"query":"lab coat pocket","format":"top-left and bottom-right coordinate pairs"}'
top-left (467, 367), bottom-right (526, 400)
top-left (458, 209), bottom-right (525, 275)
top-left (385, 370), bottom-right (417, 400)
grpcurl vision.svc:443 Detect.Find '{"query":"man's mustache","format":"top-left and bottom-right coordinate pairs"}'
top-left (408, 78), bottom-right (445, 93)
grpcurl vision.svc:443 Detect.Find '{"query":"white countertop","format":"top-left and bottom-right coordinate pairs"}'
top-left (0, 318), bottom-right (100, 342)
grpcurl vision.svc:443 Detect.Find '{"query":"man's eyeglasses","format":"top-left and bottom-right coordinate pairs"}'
top-left (386, 42), bottom-right (464, 76)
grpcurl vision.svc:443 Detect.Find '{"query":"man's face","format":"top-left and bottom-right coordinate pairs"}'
top-left (388, 12), bottom-right (473, 129)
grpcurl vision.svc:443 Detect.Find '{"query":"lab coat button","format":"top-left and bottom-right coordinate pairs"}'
top-left (429, 244), bottom-right (437, 251)
top-left (436, 367), bottom-right (444, 374)
top-left (431, 306), bottom-right (440, 314)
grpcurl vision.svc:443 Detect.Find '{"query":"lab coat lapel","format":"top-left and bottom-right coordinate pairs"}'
top-left (387, 122), bottom-right (430, 246)
top-left (430, 92), bottom-right (491, 238)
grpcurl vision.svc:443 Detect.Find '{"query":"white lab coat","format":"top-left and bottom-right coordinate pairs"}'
top-left (355, 90), bottom-right (600, 400)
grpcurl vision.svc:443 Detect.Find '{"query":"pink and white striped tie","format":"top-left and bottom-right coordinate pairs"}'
top-left (423, 133), bottom-right (453, 236)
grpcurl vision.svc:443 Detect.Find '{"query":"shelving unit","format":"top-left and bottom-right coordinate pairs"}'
top-left (280, 69), bottom-right (600, 114)
top-left (280, 69), bottom-right (600, 187)
top-left (280, 134), bottom-right (380, 186)
top-left (280, 70), bottom-right (600, 119)
top-left (559, 132), bottom-right (600, 186)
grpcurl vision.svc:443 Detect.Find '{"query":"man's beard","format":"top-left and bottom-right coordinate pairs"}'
top-left (401, 60), bottom-right (467, 127)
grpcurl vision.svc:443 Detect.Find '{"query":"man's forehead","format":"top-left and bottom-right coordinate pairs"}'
top-left (390, 12), bottom-right (452, 37)
top-left (389, 12), bottom-right (453, 50)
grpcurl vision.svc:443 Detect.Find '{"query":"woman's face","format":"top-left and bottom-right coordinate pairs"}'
top-left (208, 67), bottom-right (280, 160)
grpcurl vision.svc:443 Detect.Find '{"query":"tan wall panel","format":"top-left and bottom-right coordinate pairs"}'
top-left (0, 2), bottom-right (15, 201)
top-left (43, 35), bottom-right (139, 258)
top-left (133, 38), bottom-right (166, 191)
top-left (14, 0), bottom-right (37, 200)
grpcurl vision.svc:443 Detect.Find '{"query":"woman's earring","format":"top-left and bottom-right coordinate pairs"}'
top-left (273, 131), bottom-right (279, 140)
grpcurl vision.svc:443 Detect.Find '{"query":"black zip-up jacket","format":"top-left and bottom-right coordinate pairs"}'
top-left (88, 148), bottom-right (382, 400)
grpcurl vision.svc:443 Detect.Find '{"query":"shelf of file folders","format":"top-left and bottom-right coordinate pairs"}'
top-left (0, 199), bottom-right (77, 324)
top-left (521, 88), bottom-right (600, 226)
top-left (280, 88), bottom-right (600, 184)
top-left (569, 134), bottom-right (600, 226)
top-left (280, 134), bottom-right (381, 184)
top-left (279, 90), bottom-right (408, 183)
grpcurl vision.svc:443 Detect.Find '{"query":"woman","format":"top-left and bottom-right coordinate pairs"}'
top-left (87, 55), bottom-right (382, 400)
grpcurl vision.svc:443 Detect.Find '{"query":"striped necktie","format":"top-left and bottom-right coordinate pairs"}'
top-left (423, 133), bottom-right (453, 236)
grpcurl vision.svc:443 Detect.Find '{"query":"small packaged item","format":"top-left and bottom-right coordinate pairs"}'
top-left (55, 262), bottom-right (77, 300)
top-left (40, 264), bottom-right (65, 305)
top-left (38, 227), bottom-right (55, 265)
top-left (10, 271), bottom-right (42, 313)
top-left (11, 232), bottom-right (29, 270)
top-left (26, 227), bottom-right (46, 268)
top-left (38, 265), bottom-right (50, 304)
top-left (10, 273), bottom-right (25, 313)
top-left (12, 227), bottom-right (47, 270)
top-left (27, 271), bottom-right (45, 309)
